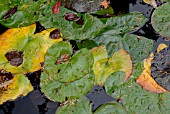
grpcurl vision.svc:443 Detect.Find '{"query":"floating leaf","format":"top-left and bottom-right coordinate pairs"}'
top-left (0, 24), bottom-right (62, 74)
top-left (91, 46), bottom-right (132, 85)
top-left (104, 68), bottom-right (162, 114)
top-left (94, 102), bottom-right (127, 114)
top-left (94, 13), bottom-right (153, 63)
top-left (0, 74), bottom-right (33, 104)
top-left (151, 3), bottom-right (170, 37)
top-left (40, 41), bottom-right (94, 102)
top-left (151, 45), bottom-right (170, 91)
top-left (136, 53), bottom-right (168, 93)
top-left (39, 2), bottom-right (104, 40)
top-left (56, 97), bottom-right (92, 114)
top-left (0, 0), bottom-right (45, 28)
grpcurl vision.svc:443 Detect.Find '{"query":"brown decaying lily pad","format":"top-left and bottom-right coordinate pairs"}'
top-left (0, 70), bottom-right (13, 88)
top-left (136, 43), bottom-right (168, 93)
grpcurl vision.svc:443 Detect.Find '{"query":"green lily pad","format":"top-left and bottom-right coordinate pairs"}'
top-left (151, 3), bottom-right (170, 37)
top-left (91, 46), bottom-right (132, 85)
top-left (94, 32), bottom-right (153, 63)
top-left (0, 24), bottom-right (62, 74)
top-left (94, 102), bottom-right (127, 114)
top-left (104, 61), bottom-right (170, 114)
top-left (40, 41), bottom-right (94, 102)
top-left (56, 97), bottom-right (92, 114)
top-left (0, 0), bottom-right (46, 28)
top-left (39, 2), bottom-right (104, 40)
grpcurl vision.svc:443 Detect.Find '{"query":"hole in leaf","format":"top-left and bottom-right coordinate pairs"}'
top-left (5, 51), bottom-right (24, 67)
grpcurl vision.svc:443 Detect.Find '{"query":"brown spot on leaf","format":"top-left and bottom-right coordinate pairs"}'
top-left (56, 54), bottom-right (70, 64)
top-left (50, 29), bottom-right (61, 39)
top-left (0, 70), bottom-right (13, 84)
top-left (63, 12), bottom-right (80, 21)
top-left (5, 51), bottom-right (24, 67)
top-left (3, 6), bottom-right (18, 19)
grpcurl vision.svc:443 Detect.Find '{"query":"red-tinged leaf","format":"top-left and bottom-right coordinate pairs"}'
top-left (52, 2), bottom-right (60, 14)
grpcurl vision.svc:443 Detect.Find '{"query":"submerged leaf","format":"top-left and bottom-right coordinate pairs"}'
top-left (136, 43), bottom-right (168, 93)
top-left (0, 24), bottom-right (62, 74)
top-left (92, 46), bottom-right (132, 85)
top-left (40, 41), bottom-right (94, 102)
top-left (0, 74), bottom-right (33, 104)
top-left (136, 53), bottom-right (168, 93)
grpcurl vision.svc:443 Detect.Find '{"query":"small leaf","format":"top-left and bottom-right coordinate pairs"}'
top-left (40, 41), bottom-right (94, 102)
top-left (0, 74), bottom-right (33, 104)
top-left (92, 46), bottom-right (132, 85)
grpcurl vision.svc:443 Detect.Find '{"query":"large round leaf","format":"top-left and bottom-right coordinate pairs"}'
top-left (40, 41), bottom-right (94, 102)
top-left (151, 3), bottom-right (170, 37)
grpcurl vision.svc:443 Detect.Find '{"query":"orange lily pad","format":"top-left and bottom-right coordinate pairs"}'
top-left (136, 44), bottom-right (168, 93)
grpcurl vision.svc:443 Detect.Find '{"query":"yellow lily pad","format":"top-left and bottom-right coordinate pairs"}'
top-left (0, 74), bottom-right (33, 104)
top-left (0, 24), bottom-right (62, 74)
top-left (92, 46), bottom-right (133, 86)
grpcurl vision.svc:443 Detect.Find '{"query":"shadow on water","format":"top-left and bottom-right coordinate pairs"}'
top-left (0, 0), bottom-right (165, 114)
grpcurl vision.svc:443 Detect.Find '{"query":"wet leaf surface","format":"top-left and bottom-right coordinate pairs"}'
top-left (40, 41), bottom-right (94, 102)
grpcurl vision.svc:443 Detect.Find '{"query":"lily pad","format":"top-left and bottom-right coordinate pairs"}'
top-left (39, 1), bottom-right (104, 40)
top-left (94, 102), bottom-right (127, 114)
top-left (56, 97), bottom-right (92, 114)
top-left (0, 24), bottom-right (62, 74)
top-left (94, 12), bottom-right (153, 63)
top-left (0, 0), bottom-right (45, 28)
top-left (91, 46), bottom-right (132, 85)
top-left (0, 74), bottom-right (33, 104)
top-left (40, 41), bottom-right (94, 102)
top-left (151, 3), bottom-right (170, 37)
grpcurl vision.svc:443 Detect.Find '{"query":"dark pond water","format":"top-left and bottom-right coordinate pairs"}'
top-left (0, 0), bottom-right (168, 114)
